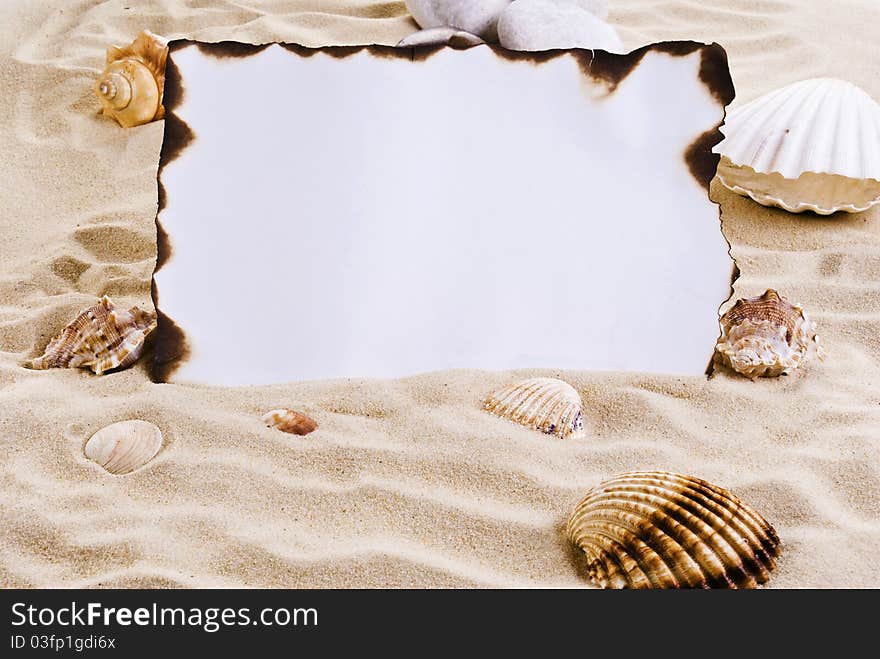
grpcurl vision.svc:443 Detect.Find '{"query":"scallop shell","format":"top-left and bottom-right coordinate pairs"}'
top-left (24, 296), bottom-right (157, 375)
top-left (84, 420), bottom-right (163, 475)
top-left (716, 78), bottom-right (880, 214)
top-left (95, 30), bottom-right (168, 128)
top-left (566, 471), bottom-right (781, 589)
top-left (483, 377), bottom-right (584, 439)
top-left (262, 409), bottom-right (318, 436)
top-left (715, 289), bottom-right (823, 379)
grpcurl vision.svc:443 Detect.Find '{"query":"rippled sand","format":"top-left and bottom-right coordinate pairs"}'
top-left (1, 0), bottom-right (878, 587)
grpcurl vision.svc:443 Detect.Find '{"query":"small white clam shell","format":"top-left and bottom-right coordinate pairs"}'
top-left (497, 0), bottom-right (623, 52)
top-left (84, 420), bottom-right (162, 475)
top-left (484, 377), bottom-right (585, 439)
top-left (716, 78), bottom-right (880, 214)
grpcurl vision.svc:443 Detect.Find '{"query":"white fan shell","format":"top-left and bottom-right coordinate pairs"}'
top-left (716, 78), bottom-right (880, 214)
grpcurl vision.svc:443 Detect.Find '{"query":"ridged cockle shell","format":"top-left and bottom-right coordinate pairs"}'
top-left (484, 377), bottom-right (585, 439)
top-left (566, 471), bottom-right (781, 588)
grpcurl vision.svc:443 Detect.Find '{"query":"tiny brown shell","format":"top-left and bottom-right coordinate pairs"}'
top-left (262, 409), bottom-right (318, 436)
top-left (566, 471), bottom-right (780, 589)
top-left (24, 296), bottom-right (157, 375)
top-left (715, 289), bottom-right (823, 379)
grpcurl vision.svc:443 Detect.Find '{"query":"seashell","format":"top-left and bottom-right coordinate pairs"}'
top-left (24, 296), bottom-right (157, 375)
top-left (262, 409), bottom-right (318, 436)
top-left (95, 30), bottom-right (168, 128)
top-left (405, 0), bottom-right (512, 41)
top-left (566, 471), bottom-right (781, 589)
top-left (84, 420), bottom-right (163, 475)
top-left (715, 289), bottom-right (824, 379)
top-left (497, 0), bottom-right (623, 52)
top-left (397, 26), bottom-right (486, 49)
top-left (716, 78), bottom-right (880, 214)
top-left (483, 377), bottom-right (584, 439)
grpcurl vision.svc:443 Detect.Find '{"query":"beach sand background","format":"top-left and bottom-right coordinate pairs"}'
top-left (1, 0), bottom-right (878, 588)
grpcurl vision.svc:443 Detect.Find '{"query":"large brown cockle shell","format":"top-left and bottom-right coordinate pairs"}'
top-left (566, 471), bottom-right (781, 589)
top-left (95, 30), bottom-right (168, 128)
top-left (715, 289), bottom-right (823, 379)
top-left (24, 296), bottom-right (156, 375)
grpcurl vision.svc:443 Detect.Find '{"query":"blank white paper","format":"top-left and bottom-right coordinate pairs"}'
top-left (153, 42), bottom-right (734, 385)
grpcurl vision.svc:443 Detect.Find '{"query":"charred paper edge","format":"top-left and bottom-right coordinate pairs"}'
top-left (151, 40), bottom-right (737, 383)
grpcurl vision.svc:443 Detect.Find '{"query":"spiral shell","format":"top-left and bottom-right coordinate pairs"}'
top-left (715, 289), bottom-right (823, 379)
top-left (95, 30), bottom-right (168, 128)
top-left (262, 409), bottom-right (318, 436)
top-left (716, 78), bottom-right (880, 214)
top-left (484, 377), bottom-right (584, 439)
top-left (24, 296), bottom-right (156, 375)
top-left (566, 471), bottom-right (781, 589)
top-left (84, 420), bottom-right (163, 475)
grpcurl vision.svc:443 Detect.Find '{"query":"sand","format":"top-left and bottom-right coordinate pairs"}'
top-left (1, 0), bottom-right (878, 588)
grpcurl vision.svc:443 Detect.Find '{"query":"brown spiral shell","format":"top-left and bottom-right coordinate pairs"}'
top-left (95, 30), bottom-right (168, 128)
top-left (566, 471), bottom-right (780, 588)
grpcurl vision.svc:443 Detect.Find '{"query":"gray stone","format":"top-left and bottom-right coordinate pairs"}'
top-left (405, 0), bottom-right (513, 40)
top-left (566, 0), bottom-right (610, 21)
top-left (497, 0), bottom-right (623, 52)
top-left (397, 27), bottom-right (486, 48)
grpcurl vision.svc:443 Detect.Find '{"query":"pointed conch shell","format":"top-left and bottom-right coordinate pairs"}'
top-left (24, 296), bottom-right (157, 375)
top-left (262, 409), bottom-right (318, 436)
top-left (715, 289), bottom-right (823, 379)
top-left (483, 377), bottom-right (584, 439)
top-left (95, 30), bottom-right (168, 128)
top-left (716, 78), bottom-right (880, 214)
top-left (84, 420), bottom-right (163, 475)
top-left (566, 471), bottom-right (781, 589)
